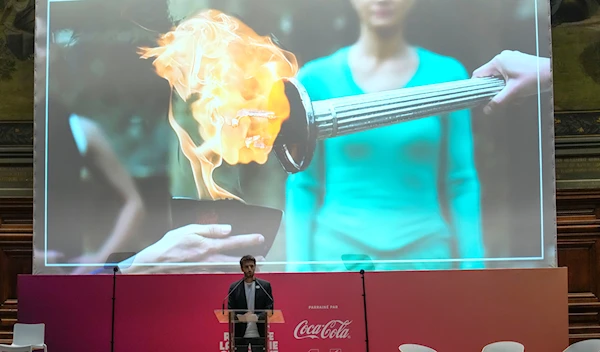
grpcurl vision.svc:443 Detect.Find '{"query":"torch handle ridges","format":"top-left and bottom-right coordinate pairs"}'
top-left (311, 77), bottom-right (504, 139)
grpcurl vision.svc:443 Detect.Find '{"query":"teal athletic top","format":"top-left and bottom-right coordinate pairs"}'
top-left (284, 46), bottom-right (484, 272)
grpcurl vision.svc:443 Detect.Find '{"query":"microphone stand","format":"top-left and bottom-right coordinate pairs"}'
top-left (100, 252), bottom-right (136, 352)
top-left (360, 269), bottom-right (370, 352)
top-left (340, 254), bottom-right (373, 352)
top-left (111, 266), bottom-right (117, 352)
top-left (256, 280), bottom-right (275, 315)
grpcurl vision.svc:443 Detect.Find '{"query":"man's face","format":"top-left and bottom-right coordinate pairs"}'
top-left (241, 260), bottom-right (255, 279)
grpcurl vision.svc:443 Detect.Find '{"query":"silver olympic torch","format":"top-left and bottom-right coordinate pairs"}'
top-left (273, 76), bottom-right (505, 173)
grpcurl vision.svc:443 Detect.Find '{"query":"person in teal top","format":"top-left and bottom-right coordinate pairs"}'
top-left (285, 0), bottom-right (485, 272)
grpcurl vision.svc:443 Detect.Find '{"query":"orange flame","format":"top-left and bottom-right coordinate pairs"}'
top-left (139, 9), bottom-right (298, 200)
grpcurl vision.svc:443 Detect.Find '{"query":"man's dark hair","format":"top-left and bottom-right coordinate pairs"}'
top-left (240, 255), bottom-right (256, 268)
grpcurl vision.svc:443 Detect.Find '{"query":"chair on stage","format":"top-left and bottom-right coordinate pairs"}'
top-left (481, 341), bottom-right (525, 352)
top-left (0, 345), bottom-right (32, 352)
top-left (7, 323), bottom-right (46, 352)
top-left (563, 339), bottom-right (600, 352)
top-left (398, 344), bottom-right (437, 352)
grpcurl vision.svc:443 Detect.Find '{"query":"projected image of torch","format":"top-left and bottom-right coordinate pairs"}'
top-left (140, 9), bottom-right (505, 183)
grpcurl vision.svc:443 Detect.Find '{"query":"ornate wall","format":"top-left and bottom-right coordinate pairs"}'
top-left (1, 0), bottom-right (600, 345)
top-left (553, 1), bottom-right (600, 341)
top-left (0, 122), bottom-right (32, 343)
top-left (555, 112), bottom-right (600, 343)
top-left (0, 0), bottom-right (34, 342)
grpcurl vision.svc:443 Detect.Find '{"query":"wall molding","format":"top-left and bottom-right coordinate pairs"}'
top-left (0, 122), bottom-right (33, 198)
top-left (0, 122), bottom-right (33, 148)
top-left (555, 111), bottom-right (600, 137)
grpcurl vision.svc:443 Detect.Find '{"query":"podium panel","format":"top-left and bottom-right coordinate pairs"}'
top-left (214, 310), bottom-right (284, 351)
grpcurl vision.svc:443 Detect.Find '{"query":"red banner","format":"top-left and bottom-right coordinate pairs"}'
top-left (366, 269), bottom-right (569, 351)
top-left (18, 268), bottom-right (567, 352)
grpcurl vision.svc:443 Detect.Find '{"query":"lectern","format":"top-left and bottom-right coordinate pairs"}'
top-left (214, 309), bottom-right (285, 351)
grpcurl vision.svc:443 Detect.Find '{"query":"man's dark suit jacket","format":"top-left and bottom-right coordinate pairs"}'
top-left (227, 278), bottom-right (274, 338)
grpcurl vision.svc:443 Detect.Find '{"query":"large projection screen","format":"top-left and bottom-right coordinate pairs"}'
top-left (34, 0), bottom-right (556, 274)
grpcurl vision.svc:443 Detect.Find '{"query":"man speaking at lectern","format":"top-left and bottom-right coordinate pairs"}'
top-left (228, 255), bottom-right (274, 351)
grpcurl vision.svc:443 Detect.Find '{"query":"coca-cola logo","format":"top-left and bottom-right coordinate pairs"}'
top-left (293, 320), bottom-right (352, 340)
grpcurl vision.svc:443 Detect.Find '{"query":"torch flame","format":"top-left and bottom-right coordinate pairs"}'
top-left (139, 9), bottom-right (298, 200)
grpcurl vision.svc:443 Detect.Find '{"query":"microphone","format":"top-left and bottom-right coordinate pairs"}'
top-left (222, 279), bottom-right (245, 314)
top-left (254, 279), bottom-right (275, 314)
